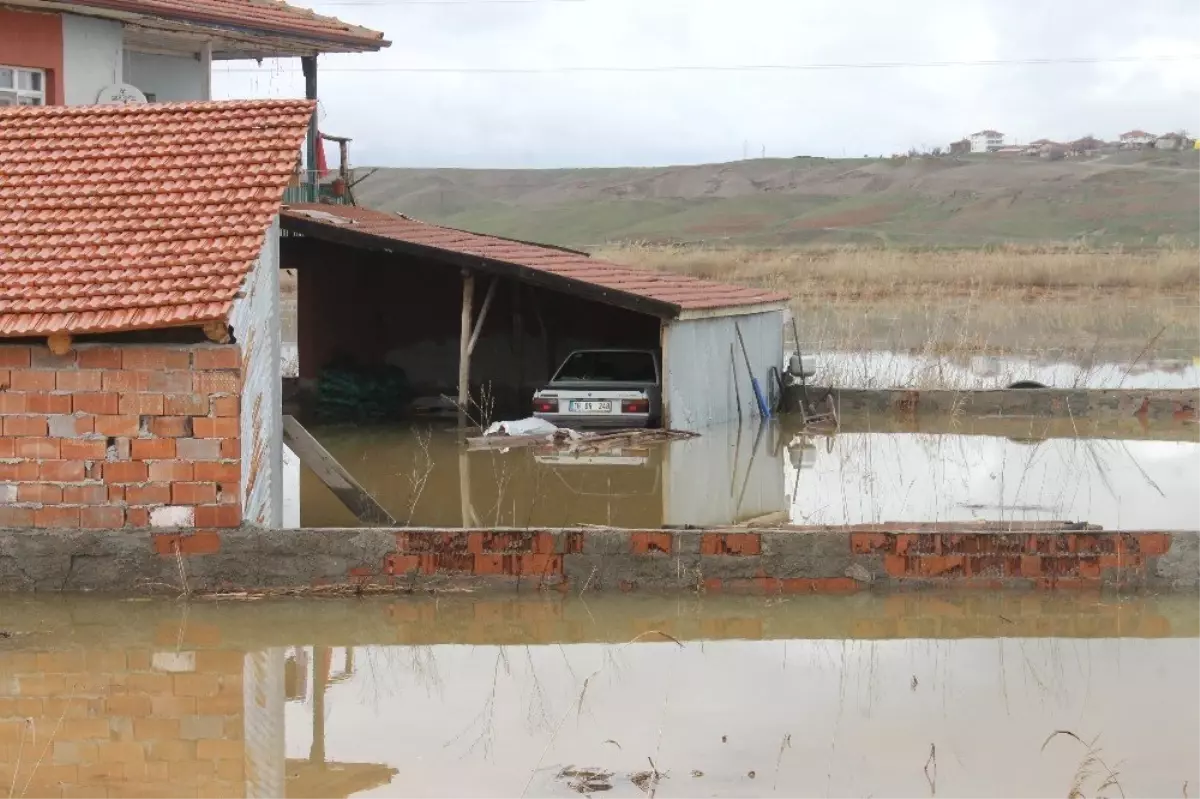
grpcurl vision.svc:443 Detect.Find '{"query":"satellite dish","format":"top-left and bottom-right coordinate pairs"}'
top-left (96, 83), bottom-right (148, 105)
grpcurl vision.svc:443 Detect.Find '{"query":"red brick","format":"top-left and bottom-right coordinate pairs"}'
top-left (884, 554), bottom-right (907, 577)
top-left (73, 392), bottom-right (119, 415)
top-left (80, 506), bottom-right (126, 529)
top-left (192, 416), bottom-right (240, 439)
top-left (126, 484), bottom-right (172, 505)
top-left (0, 346), bottom-right (32, 368)
top-left (149, 416), bottom-right (192, 438)
top-left (0, 507), bottom-right (35, 526)
top-left (700, 533), bottom-right (761, 556)
top-left (193, 371), bottom-right (240, 395)
top-left (163, 393), bottom-right (209, 416)
top-left (1019, 555), bottom-right (1042, 577)
top-left (515, 554), bottom-right (562, 576)
top-left (70, 415), bottom-right (94, 435)
top-left (55, 370), bottom-right (102, 391)
top-left (119, 393), bottom-right (164, 416)
top-left (1137, 534), bottom-right (1170, 556)
top-left (0, 391), bottom-right (27, 413)
top-left (10, 370), bottom-right (56, 391)
top-left (145, 371), bottom-right (193, 393)
top-left (3, 415), bottom-right (48, 436)
top-left (63, 484), bottom-right (107, 504)
top-left (153, 531), bottom-right (221, 556)
top-left (193, 462), bottom-right (239, 482)
top-left (630, 531), bottom-right (672, 554)
top-left (60, 439), bottom-right (106, 460)
top-left (93, 415), bottom-right (140, 437)
top-left (16, 437), bottom-right (59, 458)
top-left (893, 534), bottom-right (916, 555)
top-left (25, 392), bottom-right (73, 414)
top-left (108, 484), bottom-right (125, 501)
top-left (385, 554), bottom-right (422, 575)
top-left (0, 461), bottom-right (38, 481)
top-left (34, 506), bottom-right (80, 528)
top-left (472, 553), bottom-right (505, 575)
top-left (176, 438), bottom-right (222, 460)
top-left (172, 482), bottom-right (217, 505)
top-left (101, 369), bottom-right (148, 392)
top-left (211, 396), bottom-right (239, 417)
top-left (193, 505), bottom-right (241, 528)
top-left (122, 347), bottom-right (191, 370)
top-left (148, 461), bottom-right (194, 482)
top-left (19, 483), bottom-right (62, 503)
top-left (220, 438), bottom-right (240, 458)
top-left (131, 438), bottom-right (175, 459)
top-left (76, 347), bottom-right (122, 369)
top-left (103, 461), bottom-right (149, 484)
top-left (194, 348), bottom-right (240, 370)
top-left (0, 437), bottom-right (12, 458)
top-left (127, 507), bottom-right (150, 527)
top-left (851, 532), bottom-right (890, 554)
top-left (40, 460), bottom-right (85, 481)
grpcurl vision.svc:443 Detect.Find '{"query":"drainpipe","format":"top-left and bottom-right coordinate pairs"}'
top-left (301, 55), bottom-right (318, 187)
top-left (200, 40), bottom-right (213, 100)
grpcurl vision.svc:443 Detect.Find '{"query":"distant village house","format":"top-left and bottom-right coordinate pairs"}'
top-left (969, 130), bottom-right (1005, 153)
top-left (1119, 130), bottom-right (1156, 148)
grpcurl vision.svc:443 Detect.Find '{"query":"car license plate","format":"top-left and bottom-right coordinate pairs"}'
top-left (569, 400), bottom-right (612, 413)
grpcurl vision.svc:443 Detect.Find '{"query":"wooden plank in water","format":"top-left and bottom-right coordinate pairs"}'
top-left (281, 415), bottom-right (397, 525)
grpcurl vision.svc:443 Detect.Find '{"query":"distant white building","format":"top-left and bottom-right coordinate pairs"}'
top-left (1119, 130), bottom-right (1155, 148)
top-left (969, 130), bottom-right (1005, 153)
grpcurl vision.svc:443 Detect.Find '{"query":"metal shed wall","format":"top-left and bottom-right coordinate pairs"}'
top-left (661, 309), bottom-right (784, 429)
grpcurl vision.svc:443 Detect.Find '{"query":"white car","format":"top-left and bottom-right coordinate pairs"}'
top-left (532, 349), bottom-right (661, 429)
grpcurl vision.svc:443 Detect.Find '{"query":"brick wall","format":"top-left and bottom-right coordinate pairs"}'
top-left (0, 343), bottom-right (242, 530)
top-left (0, 643), bottom-right (246, 798)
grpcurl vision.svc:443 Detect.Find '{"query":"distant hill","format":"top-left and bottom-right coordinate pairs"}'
top-left (350, 150), bottom-right (1200, 249)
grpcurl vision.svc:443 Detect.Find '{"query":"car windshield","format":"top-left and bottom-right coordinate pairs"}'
top-left (553, 351), bottom-right (656, 382)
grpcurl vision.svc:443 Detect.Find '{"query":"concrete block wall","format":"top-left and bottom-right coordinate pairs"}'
top-left (0, 343), bottom-right (242, 530)
top-left (0, 644), bottom-right (247, 798)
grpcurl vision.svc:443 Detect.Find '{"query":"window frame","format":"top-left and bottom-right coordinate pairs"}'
top-left (0, 65), bottom-right (47, 106)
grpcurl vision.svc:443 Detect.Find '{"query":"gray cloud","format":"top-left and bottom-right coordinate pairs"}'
top-left (213, 0), bottom-right (1200, 168)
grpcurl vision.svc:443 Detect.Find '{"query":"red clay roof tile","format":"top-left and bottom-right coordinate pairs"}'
top-left (281, 205), bottom-right (789, 315)
top-left (0, 100), bottom-right (314, 337)
top-left (52, 0), bottom-right (387, 50)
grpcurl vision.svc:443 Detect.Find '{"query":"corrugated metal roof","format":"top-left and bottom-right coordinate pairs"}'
top-left (281, 205), bottom-right (789, 317)
top-left (0, 100), bottom-right (313, 337)
top-left (32, 0), bottom-right (389, 50)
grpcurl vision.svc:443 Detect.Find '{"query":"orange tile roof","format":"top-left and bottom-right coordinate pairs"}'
top-left (0, 100), bottom-right (314, 337)
top-left (53, 0), bottom-right (388, 50)
top-left (281, 205), bottom-right (789, 316)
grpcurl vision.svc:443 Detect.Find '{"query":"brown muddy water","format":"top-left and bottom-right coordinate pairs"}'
top-left (0, 593), bottom-right (1197, 798)
top-left (291, 418), bottom-right (1200, 531)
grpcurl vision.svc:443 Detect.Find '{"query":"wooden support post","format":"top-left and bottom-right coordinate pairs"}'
top-left (301, 55), bottom-right (318, 183)
top-left (458, 270), bottom-right (475, 429)
top-left (281, 416), bottom-right (396, 525)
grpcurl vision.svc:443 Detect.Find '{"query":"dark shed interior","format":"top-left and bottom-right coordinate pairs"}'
top-left (280, 235), bottom-right (662, 418)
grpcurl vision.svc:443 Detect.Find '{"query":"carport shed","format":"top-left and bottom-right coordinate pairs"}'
top-left (280, 205), bottom-right (788, 429)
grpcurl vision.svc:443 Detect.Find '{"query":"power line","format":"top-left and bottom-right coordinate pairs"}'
top-left (218, 54), bottom-right (1196, 74)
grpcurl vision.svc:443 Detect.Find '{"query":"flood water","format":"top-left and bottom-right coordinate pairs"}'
top-left (293, 418), bottom-right (1200, 531)
top-left (0, 593), bottom-right (1196, 798)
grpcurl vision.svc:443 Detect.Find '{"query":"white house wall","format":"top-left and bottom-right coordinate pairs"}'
top-left (230, 217), bottom-right (284, 528)
top-left (123, 50), bottom-right (204, 102)
top-left (61, 14), bottom-right (122, 105)
top-left (661, 309), bottom-right (784, 429)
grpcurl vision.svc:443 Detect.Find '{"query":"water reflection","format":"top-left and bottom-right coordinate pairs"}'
top-left (0, 594), bottom-right (1196, 798)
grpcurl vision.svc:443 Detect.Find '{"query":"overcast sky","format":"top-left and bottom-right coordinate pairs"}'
top-left (213, 0), bottom-right (1200, 168)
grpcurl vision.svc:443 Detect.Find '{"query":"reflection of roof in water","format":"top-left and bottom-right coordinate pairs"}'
top-left (286, 761), bottom-right (398, 798)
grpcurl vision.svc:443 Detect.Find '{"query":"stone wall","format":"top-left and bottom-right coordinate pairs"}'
top-left (0, 343), bottom-right (242, 530)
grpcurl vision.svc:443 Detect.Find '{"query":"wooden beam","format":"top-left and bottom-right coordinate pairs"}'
top-left (281, 416), bottom-right (396, 525)
top-left (47, 332), bottom-right (72, 357)
top-left (457, 271), bottom-right (475, 428)
top-left (466, 277), bottom-right (497, 357)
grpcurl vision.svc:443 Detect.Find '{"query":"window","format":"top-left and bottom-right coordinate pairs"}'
top-left (553, 351), bottom-right (658, 383)
top-left (0, 66), bottom-right (46, 106)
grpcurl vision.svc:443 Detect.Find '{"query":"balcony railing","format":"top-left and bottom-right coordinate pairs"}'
top-left (282, 171), bottom-right (351, 206)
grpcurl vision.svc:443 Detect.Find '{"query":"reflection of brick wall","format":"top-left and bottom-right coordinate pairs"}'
top-left (0, 343), bottom-right (241, 530)
top-left (0, 647), bottom-right (246, 798)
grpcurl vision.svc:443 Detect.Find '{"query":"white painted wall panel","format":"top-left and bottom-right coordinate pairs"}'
top-left (61, 15), bottom-right (122, 105)
top-left (231, 218), bottom-right (283, 528)
top-left (661, 309), bottom-right (784, 430)
top-left (663, 420), bottom-right (785, 527)
top-left (123, 50), bottom-right (204, 102)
